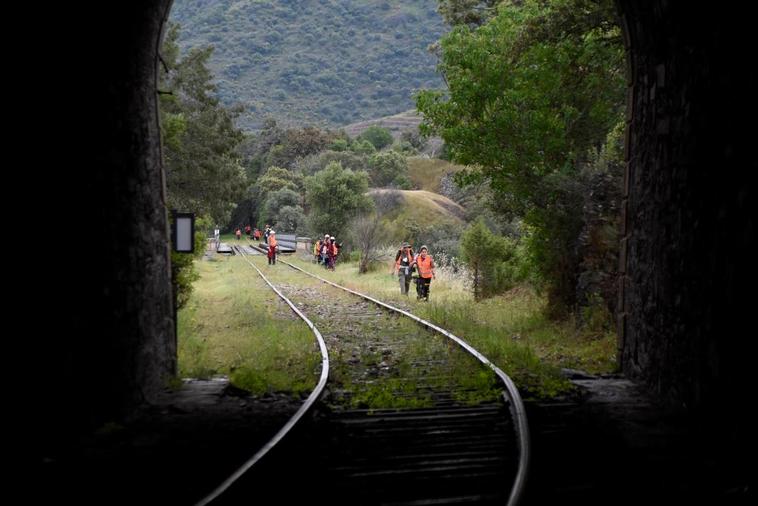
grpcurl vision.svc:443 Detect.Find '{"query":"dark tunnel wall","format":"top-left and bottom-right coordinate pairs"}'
top-left (26, 1), bottom-right (755, 442)
top-left (33, 0), bottom-right (177, 436)
top-left (617, 1), bottom-right (755, 418)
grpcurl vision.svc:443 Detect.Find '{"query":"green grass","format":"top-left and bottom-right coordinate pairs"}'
top-left (407, 157), bottom-right (464, 193)
top-left (370, 189), bottom-right (465, 232)
top-left (281, 255), bottom-right (618, 399)
top-left (177, 254), bottom-right (320, 395)
top-left (254, 255), bottom-right (501, 409)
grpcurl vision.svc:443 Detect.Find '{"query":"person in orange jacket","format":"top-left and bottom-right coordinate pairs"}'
top-left (313, 237), bottom-right (322, 264)
top-left (267, 230), bottom-right (278, 265)
top-left (412, 245), bottom-right (435, 301)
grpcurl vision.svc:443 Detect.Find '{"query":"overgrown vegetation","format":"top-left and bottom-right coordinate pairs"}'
top-left (160, 24), bottom-right (249, 308)
top-left (178, 255), bottom-right (319, 394)
top-left (416, 0), bottom-right (625, 317)
top-left (283, 256), bottom-right (617, 398)
top-left (167, 0), bottom-right (624, 399)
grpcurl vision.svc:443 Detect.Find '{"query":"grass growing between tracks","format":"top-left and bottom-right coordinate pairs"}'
top-left (253, 255), bottom-right (501, 410)
top-left (282, 254), bottom-right (617, 399)
top-left (178, 254), bottom-right (320, 396)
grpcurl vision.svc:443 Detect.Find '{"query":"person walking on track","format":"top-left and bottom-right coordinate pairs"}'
top-left (326, 236), bottom-right (337, 271)
top-left (320, 234), bottom-right (330, 267)
top-left (392, 242), bottom-right (415, 296)
top-left (267, 230), bottom-right (278, 265)
top-left (313, 236), bottom-right (322, 264)
top-left (412, 245), bottom-right (435, 301)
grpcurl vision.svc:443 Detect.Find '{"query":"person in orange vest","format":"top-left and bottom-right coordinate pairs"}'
top-left (320, 234), bottom-right (331, 268)
top-left (391, 242), bottom-right (415, 295)
top-left (326, 237), bottom-right (338, 270)
top-left (412, 245), bottom-right (435, 301)
top-left (267, 230), bottom-right (278, 265)
top-left (235, 227), bottom-right (242, 240)
top-left (313, 237), bottom-right (322, 264)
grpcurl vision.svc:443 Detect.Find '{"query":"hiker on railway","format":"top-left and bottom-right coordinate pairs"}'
top-left (320, 234), bottom-right (331, 267)
top-left (244, 224), bottom-right (251, 237)
top-left (235, 227), bottom-right (242, 240)
top-left (325, 236), bottom-right (338, 271)
top-left (253, 227), bottom-right (261, 241)
top-left (412, 245), bottom-right (435, 301)
top-left (392, 242), bottom-right (415, 296)
top-left (267, 230), bottom-right (278, 265)
top-left (313, 237), bottom-right (322, 264)
top-left (263, 225), bottom-right (271, 245)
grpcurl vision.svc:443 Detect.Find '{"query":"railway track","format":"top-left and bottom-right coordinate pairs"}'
top-left (197, 245), bottom-right (529, 506)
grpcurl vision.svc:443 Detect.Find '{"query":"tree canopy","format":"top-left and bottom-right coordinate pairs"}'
top-left (416, 0), bottom-right (624, 311)
top-left (305, 162), bottom-right (373, 236)
top-left (160, 23), bottom-right (247, 226)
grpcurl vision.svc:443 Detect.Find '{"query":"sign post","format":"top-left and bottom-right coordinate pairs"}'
top-left (170, 211), bottom-right (195, 371)
top-left (172, 211), bottom-right (196, 253)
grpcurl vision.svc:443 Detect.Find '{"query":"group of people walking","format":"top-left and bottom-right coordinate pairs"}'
top-left (234, 224), bottom-right (262, 241)
top-left (392, 243), bottom-right (436, 301)
top-left (234, 226), bottom-right (436, 300)
top-left (313, 234), bottom-right (340, 270)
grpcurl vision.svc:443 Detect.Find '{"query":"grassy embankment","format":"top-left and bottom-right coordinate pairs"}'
top-left (177, 242), bottom-right (320, 396)
top-left (281, 254), bottom-right (617, 399)
top-left (406, 157), bottom-right (463, 193)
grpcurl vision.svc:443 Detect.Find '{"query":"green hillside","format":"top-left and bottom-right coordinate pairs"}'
top-left (407, 157), bottom-right (463, 193)
top-left (370, 189), bottom-right (465, 229)
top-left (169, 0), bottom-right (447, 131)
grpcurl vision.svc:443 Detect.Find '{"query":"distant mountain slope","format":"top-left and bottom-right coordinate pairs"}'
top-left (170, 0), bottom-right (447, 132)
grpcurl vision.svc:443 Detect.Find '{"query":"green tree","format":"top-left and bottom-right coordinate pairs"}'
top-left (358, 126), bottom-right (394, 150)
top-left (256, 166), bottom-right (302, 194)
top-left (265, 126), bottom-right (336, 169)
top-left (252, 166), bottom-right (303, 227)
top-left (160, 23), bottom-right (247, 226)
top-left (305, 162), bottom-right (373, 236)
top-left (263, 188), bottom-right (300, 223)
top-left (417, 0), bottom-right (624, 314)
top-left (367, 151), bottom-right (409, 188)
top-left (350, 139), bottom-right (377, 155)
top-left (160, 24), bottom-right (248, 308)
top-left (438, 0), bottom-right (501, 27)
top-left (460, 219), bottom-right (519, 300)
top-left (275, 205), bottom-right (306, 233)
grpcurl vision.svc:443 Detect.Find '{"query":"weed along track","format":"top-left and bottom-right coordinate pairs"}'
top-left (203, 245), bottom-right (529, 506)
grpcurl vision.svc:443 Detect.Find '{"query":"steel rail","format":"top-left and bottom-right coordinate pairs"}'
top-left (254, 247), bottom-right (530, 506)
top-left (195, 245), bottom-right (330, 506)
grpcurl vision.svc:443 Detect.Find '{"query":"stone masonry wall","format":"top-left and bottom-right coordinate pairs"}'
top-left (38, 1), bottom-right (177, 433)
top-left (617, 1), bottom-right (755, 415)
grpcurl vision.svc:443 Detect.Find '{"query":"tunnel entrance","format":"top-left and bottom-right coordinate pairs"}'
top-left (31, 0), bottom-right (753, 502)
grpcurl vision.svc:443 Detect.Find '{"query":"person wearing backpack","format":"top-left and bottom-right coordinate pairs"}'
top-left (391, 242), bottom-right (415, 295)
